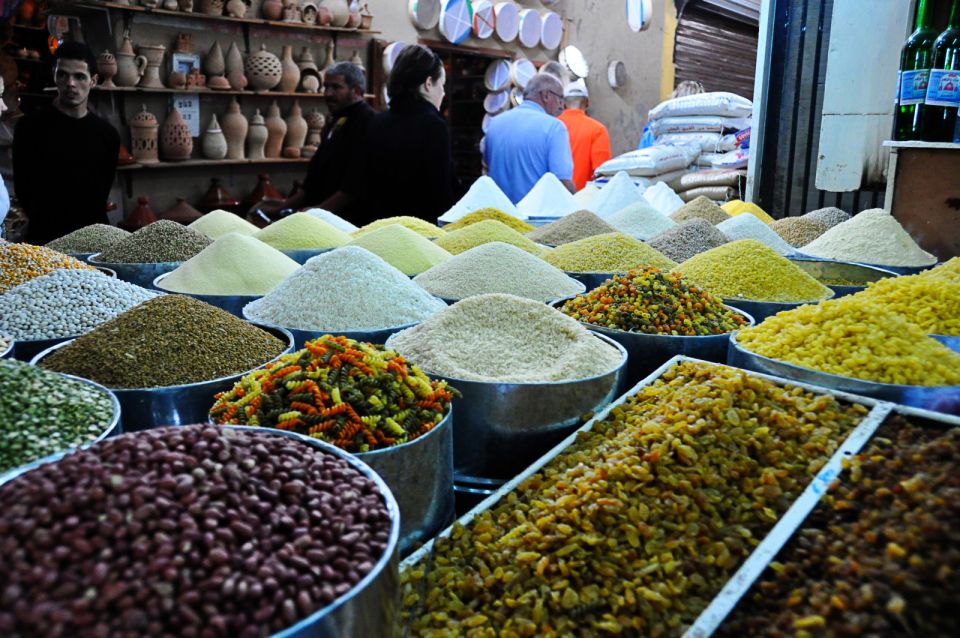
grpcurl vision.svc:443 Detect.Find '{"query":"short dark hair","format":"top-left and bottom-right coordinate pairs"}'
top-left (387, 44), bottom-right (442, 106)
top-left (325, 62), bottom-right (366, 91)
top-left (53, 41), bottom-right (98, 77)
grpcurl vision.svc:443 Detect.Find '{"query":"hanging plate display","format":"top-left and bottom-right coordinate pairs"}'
top-left (408, 0), bottom-right (442, 30)
top-left (509, 86), bottom-right (524, 107)
top-left (484, 90), bottom-right (510, 114)
top-left (540, 11), bottom-right (563, 50)
top-left (608, 60), bottom-right (627, 88)
top-left (484, 58), bottom-right (511, 91)
top-left (509, 57), bottom-right (536, 89)
top-left (382, 41), bottom-right (408, 75)
top-left (482, 114), bottom-right (492, 134)
top-left (439, 0), bottom-right (475, 44)
top-left (494, 2), bottom-right (520, 43)
top-left (626, 0), bottom-right (654, 33)
top-left (560, 44), bottom-right (589, 79)
top-left (517, 9), bottom-right (541, 48)
top-left (472, 0), bottom-right (496, 39)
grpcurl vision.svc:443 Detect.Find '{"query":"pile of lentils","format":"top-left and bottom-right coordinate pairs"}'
top-left (0, 359), bottom-right (115, 475)
top-left (38, 296), bottom-right (287, 389)
top-left (212, 334), bottom-right (458, 453)
top-left (45, 224), bottom-right (130, 254)
top-left (560, 266), bottom-right (748, 335)
top-left (770, 216), bottom-right (830, 248)
top-left (0, 269), bottom-right (159, 341)
top-left (95, 220), bottom-right (211, 264)
top-left (526, 210), bottom-right (617, 246)
top-left (649, 218), bottom-right (731, 263)
top-left (0, 425), bottom-right (393, 637)
top-left (413, 242), bottom-right (584, 302)
top-left (0, 243), bottom-right (99, 293)
top-left (401, 360), bottom-right (869, 637)
top-left (802, 206), bottom-right (850, 228)
top-left (718, 414), bottom-right (960, 637)
top-left (669, 195), bottom-right (732, 225)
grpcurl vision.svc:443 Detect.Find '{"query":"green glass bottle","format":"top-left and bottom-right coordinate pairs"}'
top-left (896, 0), bottom-right (938, 140)
top-left (921, 0), bottom-right (960, 141)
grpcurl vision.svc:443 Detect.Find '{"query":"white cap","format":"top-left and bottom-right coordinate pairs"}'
top-left (564, 79), bottom-right (588, 98)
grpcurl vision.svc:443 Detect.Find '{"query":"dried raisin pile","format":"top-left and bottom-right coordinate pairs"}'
top-left (717, 415), bottom-right (960, 637)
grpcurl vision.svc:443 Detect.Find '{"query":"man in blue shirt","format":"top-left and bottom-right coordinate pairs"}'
top-left (483, 73), bottom-right (575, 203)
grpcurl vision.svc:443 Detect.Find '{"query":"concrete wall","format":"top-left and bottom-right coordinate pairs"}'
top-left (366, 0), bottom-right (671, 156)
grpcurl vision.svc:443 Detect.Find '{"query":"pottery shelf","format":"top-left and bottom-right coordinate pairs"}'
top-left (117, 157), bottom-right (311, 171)
top-left (60, 2), bottom-right (380, 36)
top-left (89, 86), bottom-right (376, 100)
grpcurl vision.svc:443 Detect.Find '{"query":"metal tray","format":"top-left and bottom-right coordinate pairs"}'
top-left (788, 256), bottom-right (898, 298)
top-left (685, 403), bottom-right (960, 637)
top-left (399, 356), bottom-right (892, 634)
top-left (728, 333), bottom-right (960, 415)
top-left (0, 425), bottom-right (402, 638)
top-left (88, 253), bottom-right (181, 289)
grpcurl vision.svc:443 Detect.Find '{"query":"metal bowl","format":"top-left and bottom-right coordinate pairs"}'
top-left (281, 248), bottom-right (333, 265)
top-left (719, 297), bottom-right (826, 323)
top-left (564, 271), bottom-right (623, 291)
top-left (0, 372), bottom-right (121, 484)
top-left (1, 337), bottom-right (13, 360)
top-left (154, 273), bottom-right (262, 319)
top-left (384, 332), bottom-right (628, 481)
top-left (31, 325), bottom-right (295, 432)
top-left (933, 334), bottom-right (960, 353)
top-left (728, 334), bottom-right (960, 415)
top-left (0, 425), bottom-right (401, 638)
top-left (93, 266), bottom-right (117, 278)
top-left (788, 256), bottom-right (898, 297)
top-left (88, 253), bottom-right (181, 289)
top-left (12, 335), bottom-right (75, 363)
top-left (67, 252), bottom-right (96, 263)
top-left (851, 261), bottom-right (938, 276)
top-left (355, 409), bottom-right (455, 559)
top-left (566, 304), bottom-right (755, 388)
top-left (242, 307), bottom-right (421, 350)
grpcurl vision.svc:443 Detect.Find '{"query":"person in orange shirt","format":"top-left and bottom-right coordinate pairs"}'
top-left (558, 79), bottom-right (612, 191)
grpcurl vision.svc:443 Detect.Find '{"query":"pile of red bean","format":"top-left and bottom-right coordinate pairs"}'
top-left (0, 425), bottom-right (393, 638)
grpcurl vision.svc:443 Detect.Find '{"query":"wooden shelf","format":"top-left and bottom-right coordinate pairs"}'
top-left (90, 86), bottom-right (376, 100)
top-left (62, 1), bottom-right (379, 36)
top-left (117, 157), bottom-right (310, 171)
top-left (883, 140), bottom-right (960, 151)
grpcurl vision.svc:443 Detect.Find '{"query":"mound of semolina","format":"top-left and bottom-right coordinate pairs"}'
top-left (352, 216), bottom-right (445, 239)
top-left (544, 232), bottom-right (676, 273)
top-left (442, 208), bottom-right (533, 233)
top-left (435, 219), bottom-right (546, 256)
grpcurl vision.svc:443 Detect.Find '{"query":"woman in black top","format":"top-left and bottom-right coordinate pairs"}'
top-left (347, 45), bottom-right (456, 224)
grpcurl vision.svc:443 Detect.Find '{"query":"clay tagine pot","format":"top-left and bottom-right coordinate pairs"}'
top-left (160, 198), bottom-right (204, 225)
top-left (120, 196), bottom-right (158, 232)
top-left (198, 178), bottom-right (240, 213)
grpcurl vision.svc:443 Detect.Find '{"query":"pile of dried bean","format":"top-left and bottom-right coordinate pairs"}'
top-left (0, 425), bottom-right (392, 637)
top-left (401, 361), bottom-right (868, 636)
top-left (211, 335), bottom-right (458, 453)
top-left (718, 414), bottom-right (960, 637)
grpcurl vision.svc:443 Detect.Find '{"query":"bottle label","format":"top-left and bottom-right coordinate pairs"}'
top-left (924, 69), bottom-right (960, 108)
top-left (900, 69), bottom-right (931, 105)
top-left (895, 70), bottom-right (901, 104)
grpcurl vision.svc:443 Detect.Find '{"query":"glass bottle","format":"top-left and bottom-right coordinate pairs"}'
top-left (896, 0), bottom-right (938, 140)
top-left (921, 0), bottom-right (960, 141)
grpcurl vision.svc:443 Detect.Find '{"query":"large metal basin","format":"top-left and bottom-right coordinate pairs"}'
top-left (1, 337), bottom-right (13, 359)
top-left (0, 425), bottom-right (401, 638)
top-left (851, 261), bottom-right (937, 276)
top-left (282, 248), bottom-right (333, 265)
top-left (570, 304), bottom-right (755, 387)
top-left (728, 334), bottom-right (960, 416)
top-left (243, 308), bottom-right (421, 350)
top-left (932, 334), bottom-right (960, 353)
top-left (719, 296), bottom-right (825, 323)
top-left (385, 332), bottom-right (628, 481)
top-left (32, 325), bottom-right (294, 432)
top-left (355, 410), bottom-right (455, 559)
top-left (564, 271), bottom-right (622, 291)
top-left (12, 335), bottom-right (74, 363)
top-left (89, 253), bottom-right (181, 289)
top-left (788, 256), bottom-right (898, 297)
top-left (0, 372), bottom-right (121, 483)
top-left (154, 272), bottom-right (262, 319)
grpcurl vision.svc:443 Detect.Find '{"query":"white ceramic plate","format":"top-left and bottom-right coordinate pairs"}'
top-left (472, 0), bottom-right (496, 39)
top-left (540, 11), bottom-right (563, 50)
top-left (626, 0), bottom-right (654, 33)
top-left (560, 44), bottom-right (589, 79)
top-left (509, 57), bottom-right (536, 89)
top-left (484, 58), bottom-right (511, 91)
top-left (439, 0), bottom-right (475, 44)
top-left (408, 0), bottom-right (442, 30)
top-left (382, 41), bottom-right (408, 75)
top-left (518, 9), bottom-right (541, 48)
top-left (483, 90), bottom-right (510, 114)
top-left (494, 2), bottom-right (519, 42)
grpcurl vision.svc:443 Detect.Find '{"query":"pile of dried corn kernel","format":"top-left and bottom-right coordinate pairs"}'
top-left (851, 274), bottom-right (960, 336)
top-left (401, 361), bottom-right (868, 637)
top-left (736, 295), bottom-right (960, 386)
top-left (718, 414), bottom-right (960, 637)
top-left (559, 266), bottom-right (747, 336)
top-left (0, 242), bottom-right (98, 293)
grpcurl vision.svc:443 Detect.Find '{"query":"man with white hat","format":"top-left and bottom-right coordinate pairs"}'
top-left (558, 78), bottom-right (611, 191)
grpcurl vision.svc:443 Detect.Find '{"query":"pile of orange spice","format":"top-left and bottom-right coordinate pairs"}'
top-left (559, 266), bottom-right (747, 336)
top-left (210, 335), bottom-right (457, 453)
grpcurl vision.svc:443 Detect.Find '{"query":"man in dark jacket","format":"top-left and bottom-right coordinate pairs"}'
top-left (14, 41), bottom-right (120, 245)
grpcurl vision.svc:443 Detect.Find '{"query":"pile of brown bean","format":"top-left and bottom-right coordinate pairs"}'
top-left (401, 361), bottom-right (868, 637)
top-left (0, 425), bottom-right (392, 638)
top-left (717, 414), bottom-right (960, 637)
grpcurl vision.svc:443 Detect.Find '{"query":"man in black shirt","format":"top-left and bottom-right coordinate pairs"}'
top-left (14, 42), bottom-right (120, 245)
top-left (265, 62), bottom-right (374, 222)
